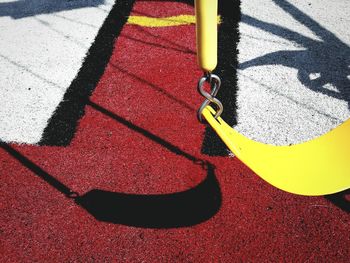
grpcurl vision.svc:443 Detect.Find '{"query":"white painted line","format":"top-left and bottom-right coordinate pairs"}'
top-left (0, 0), bottom-right (114, 144)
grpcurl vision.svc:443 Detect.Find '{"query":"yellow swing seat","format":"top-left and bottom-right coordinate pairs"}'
top-left (203, 106), bottom-right (350, 196)
top-left (195, 0), bottom-right (350, 195)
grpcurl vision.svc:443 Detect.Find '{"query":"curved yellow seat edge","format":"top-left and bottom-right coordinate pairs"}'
top-left (203, 106), bottom-right (350, 196)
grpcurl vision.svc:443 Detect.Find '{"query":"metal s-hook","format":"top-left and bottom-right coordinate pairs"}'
top-left (197, 73), bottom-right (223, 122)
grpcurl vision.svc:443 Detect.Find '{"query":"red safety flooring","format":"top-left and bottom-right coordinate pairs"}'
top-left (1, 1), bottom-right (349, 262)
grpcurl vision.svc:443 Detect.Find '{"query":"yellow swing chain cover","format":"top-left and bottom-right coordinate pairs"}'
top-left (195, 0), bottom-right (218, 72)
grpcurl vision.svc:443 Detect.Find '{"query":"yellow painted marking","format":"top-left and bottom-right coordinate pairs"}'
top-left (127, 15), bottom-right (221, 27)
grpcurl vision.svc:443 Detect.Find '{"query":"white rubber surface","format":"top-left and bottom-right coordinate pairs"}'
top-left (0, 0), bottom-right (113, 144)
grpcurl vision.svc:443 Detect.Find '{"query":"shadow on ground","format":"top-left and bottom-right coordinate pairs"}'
top-left (2, 0), bottom-right (348, 225)
top-left (239, 0), bottom-right (350, 208)
top-left (0, 99), bottom-right (222, 228)
top-left (240, 0), bottom-right (350, 108)
top-left (0, 0), bottom-right (106, 19)
top-left (0, 0), bottom-right (222, 228)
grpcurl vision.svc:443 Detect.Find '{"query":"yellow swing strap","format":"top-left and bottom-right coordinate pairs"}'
top-left (195, 0), bottom-right (350, 195)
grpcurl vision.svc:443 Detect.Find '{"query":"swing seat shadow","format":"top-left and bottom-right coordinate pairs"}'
top-left (1, 108), bottom-right (222, 228)
top-left (76, 163), bottom-right (221, 228)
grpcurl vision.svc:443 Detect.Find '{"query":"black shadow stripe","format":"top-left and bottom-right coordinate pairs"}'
top-left (40, 0), bottom-right (137, 146)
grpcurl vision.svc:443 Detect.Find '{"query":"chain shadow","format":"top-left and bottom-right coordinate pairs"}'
top-left (110, 63), bottom-right (196, 112)
top-left (240, 0), bottom-right (350, 108)
top-left (0, 100), bottom-right (222, 228)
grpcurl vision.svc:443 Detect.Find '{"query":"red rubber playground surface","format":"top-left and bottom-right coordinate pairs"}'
top-left (1, 1), bottom-right (349, 261)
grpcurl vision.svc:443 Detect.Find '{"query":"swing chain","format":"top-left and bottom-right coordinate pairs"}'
top-left (197, 73), bottom-right (223, 123)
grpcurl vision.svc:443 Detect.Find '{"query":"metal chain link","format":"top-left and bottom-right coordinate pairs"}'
top-left (197, 73), bottom-right (223, 122)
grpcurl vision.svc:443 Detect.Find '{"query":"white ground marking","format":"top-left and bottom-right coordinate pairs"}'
top-left (2, 0), bottom-right (349, 147)
top-left (236, 0), bottom-right (350, 145)
top-left (0, 0), bottom-right (114, 144)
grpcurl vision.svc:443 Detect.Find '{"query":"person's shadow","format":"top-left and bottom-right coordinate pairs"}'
top-left (240, 0), bottom-right (350, 108)
top-left (0, 0), bottom-right (106, 19)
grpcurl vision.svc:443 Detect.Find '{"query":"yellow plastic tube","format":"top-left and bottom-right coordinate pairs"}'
top-left (195, 0), bottom-right (218, 72)
top-left (203, 106), bottom-right (350, 196)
